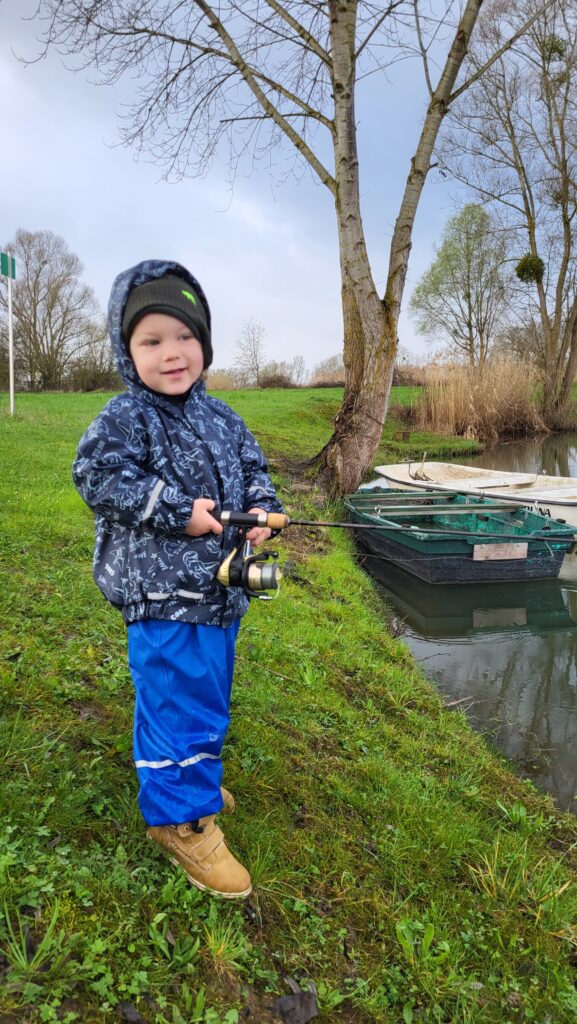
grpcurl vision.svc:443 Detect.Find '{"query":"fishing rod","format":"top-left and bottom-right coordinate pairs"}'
top-left (226, 511), bottom-right (417, 530)
top-left (213, 509), bottom-right (576, 599)
top-left (212, 508), bottom-right (574, 541)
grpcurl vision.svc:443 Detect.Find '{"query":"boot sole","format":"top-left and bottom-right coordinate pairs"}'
top-left (171, 858), bottom-right (252, 899)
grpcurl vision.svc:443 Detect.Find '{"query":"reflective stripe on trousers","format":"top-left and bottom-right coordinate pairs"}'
top-left (127, 618), bottom-right (240, 826)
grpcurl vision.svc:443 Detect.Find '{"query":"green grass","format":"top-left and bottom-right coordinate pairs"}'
top-left (208, 386), bottom-right (479, 466)
top-left (1, 390), bottom-right (577, 1023)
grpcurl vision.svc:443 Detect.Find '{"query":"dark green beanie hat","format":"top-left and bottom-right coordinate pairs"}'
top-left (122, 274), bottom-right (213, 368)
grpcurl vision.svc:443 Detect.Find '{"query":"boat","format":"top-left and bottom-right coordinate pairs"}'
top-left (373, 460), bottom-right (577, 527)
top-left (344, 487), bottom-right (576, 585)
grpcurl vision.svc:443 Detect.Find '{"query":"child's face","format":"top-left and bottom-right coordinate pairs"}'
top-left (129, 312), bottom-right (204, 395)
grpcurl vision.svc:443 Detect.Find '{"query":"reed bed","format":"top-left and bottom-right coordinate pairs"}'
top-left (415, 360), bottom-right (547, 443)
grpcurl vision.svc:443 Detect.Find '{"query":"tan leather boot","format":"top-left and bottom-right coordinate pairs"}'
top-left (148, 816), bottom-right (252, 899)
top-left (220, 787), bottom-right (235, 813)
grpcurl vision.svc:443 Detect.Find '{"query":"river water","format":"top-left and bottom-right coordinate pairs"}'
top-left (363, 433), bottom-right (577, 811)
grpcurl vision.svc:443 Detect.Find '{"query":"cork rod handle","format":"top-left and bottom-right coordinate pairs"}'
top-left (265, 513), bottom-right (290, 530)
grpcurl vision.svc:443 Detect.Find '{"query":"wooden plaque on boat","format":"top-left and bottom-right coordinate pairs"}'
top-left (473, 542), bottom-right (528, 561)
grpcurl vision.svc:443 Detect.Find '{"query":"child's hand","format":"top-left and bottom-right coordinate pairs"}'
top-left (245, 507), bottom-right (272, 547)
top-left (184, 498), bottom-right (223, 537)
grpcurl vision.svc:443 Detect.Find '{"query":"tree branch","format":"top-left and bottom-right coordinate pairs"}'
top-left (262, 0), bottom-right (331, 65)
top-left (355, 1), bottom-right (407, 61)
top-left (412, 0), bottom-right (433, 99)
top-left (450, 0), bottom-right (558, 103)
top-left (192, 0), bottom-right (336, 194)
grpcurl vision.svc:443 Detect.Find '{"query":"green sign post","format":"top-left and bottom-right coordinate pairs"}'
top-left (1, 251), bottom-right (16, 415)
top-left (0, 253), bottom-right (16, 280)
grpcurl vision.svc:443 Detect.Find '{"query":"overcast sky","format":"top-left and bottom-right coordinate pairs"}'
top-left (1, 0), bottom-right (461, 372)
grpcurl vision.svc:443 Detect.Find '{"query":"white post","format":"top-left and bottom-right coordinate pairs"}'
top-left (7, 253), bottom-right (14, 416)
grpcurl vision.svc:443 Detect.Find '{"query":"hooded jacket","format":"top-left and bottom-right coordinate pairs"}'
top-left (73, 259), bottom-right (283, 627)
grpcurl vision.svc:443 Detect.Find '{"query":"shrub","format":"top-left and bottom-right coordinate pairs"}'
top-left (207, 368), bottom-right (238, 389)
top-left (392, 363), bottom-right (426, 386)
top-left (310, 375), bottom-right (345, 388)
top-left (258, 371), bottom-right (293, 388)
top-left (66, 362), bottom-right (121, 392)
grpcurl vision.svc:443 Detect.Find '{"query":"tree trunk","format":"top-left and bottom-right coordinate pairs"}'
top-left (542, 334), bottom-right (577, 428)
top-left (312, 0), bottom-right (484, 495)
top-left (314, 272), bottom-right (392, 495)
top-left (312, 0), bottom-right (391, 494)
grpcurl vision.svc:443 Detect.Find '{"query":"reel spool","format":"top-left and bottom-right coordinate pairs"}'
top-left (217, 539), bottom-right (282, 600)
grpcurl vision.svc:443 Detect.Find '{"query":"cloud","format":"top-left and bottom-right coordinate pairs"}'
top-left (1, 0), bottom-right (460, 369)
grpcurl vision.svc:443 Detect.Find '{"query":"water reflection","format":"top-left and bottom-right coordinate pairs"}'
top-left (361, 553), bottom-right (577, 809)
top-left (360, 433), bottom-right (577, 810)
top-left (471, 431), bottom-right (577, 478)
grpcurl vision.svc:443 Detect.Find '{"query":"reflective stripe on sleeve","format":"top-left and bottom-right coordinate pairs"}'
top-left (134, 751), bottom-right (219, 770)
top-left (142, 479), bottom-right (166, 523)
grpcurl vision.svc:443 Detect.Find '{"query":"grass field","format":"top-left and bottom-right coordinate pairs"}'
top-left (207, 386), bottom-right (479, 464)
top-left (1, 389), bottom-right (577, 1023)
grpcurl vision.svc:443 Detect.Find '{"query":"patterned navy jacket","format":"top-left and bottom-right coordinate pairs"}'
top-left (73, 259), bottom-right (283, 627)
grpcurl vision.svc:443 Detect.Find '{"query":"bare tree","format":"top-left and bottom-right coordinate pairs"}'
top-left (441, 1), bottom-right (577, 423)
top-left (290, 355), bottom-right (307, 386)
top-left (0, 229), bottom-right (103, 391)
top-left (32, 0), bottom-right (557, 489)
top-left (67, 318), bottom-right (122, 391)
top-left (493, 319), bottom-right (546, 364)
top-left (233, 318), bottom-right (266, 386)
top-left (312, 352), bottom-right (345, 385)
top-left (258, 356), bottom-right (308, 386)
top-left (313, 353), bottom-right (344, 375)
top-left (410, 204), bottom-right (511, 368)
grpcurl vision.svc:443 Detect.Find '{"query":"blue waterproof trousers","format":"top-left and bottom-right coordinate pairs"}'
top-left (127, 618), bottom-right (240, 826)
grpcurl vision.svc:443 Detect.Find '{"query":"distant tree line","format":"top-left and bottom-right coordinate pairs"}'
top-left (0, 229), bottom-right (120, 393)
top-left (212, 321), bottom-right (345, 389)
top-left (1, 228), bottom-right (375, 394)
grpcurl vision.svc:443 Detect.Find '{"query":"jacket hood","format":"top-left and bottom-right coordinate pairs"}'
top-left (108, 259), bottom-right (212, 399)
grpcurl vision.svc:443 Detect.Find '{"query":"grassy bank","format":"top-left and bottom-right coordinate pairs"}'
top-left (1, 391), bottom-right (577, 1023)
top-left (208, 386), bottom-right (479, 465)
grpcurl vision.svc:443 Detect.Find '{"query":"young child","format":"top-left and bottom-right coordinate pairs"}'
top-left (73, 259), bottom-right (283, 899)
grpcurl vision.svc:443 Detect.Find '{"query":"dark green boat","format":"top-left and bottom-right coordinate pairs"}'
top-left (344, 487), bottom-right (577, 585)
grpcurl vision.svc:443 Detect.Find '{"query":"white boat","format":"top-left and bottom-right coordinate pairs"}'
top-left (373, 461), bottom-right (577, 527)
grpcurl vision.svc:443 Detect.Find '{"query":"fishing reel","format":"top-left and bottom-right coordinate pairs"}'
top-left (216, 535), bottom-right (282, 600)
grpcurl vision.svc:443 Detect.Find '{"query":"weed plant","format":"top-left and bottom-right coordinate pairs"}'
top-left (1, 391), bottom-right (577, 1021)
